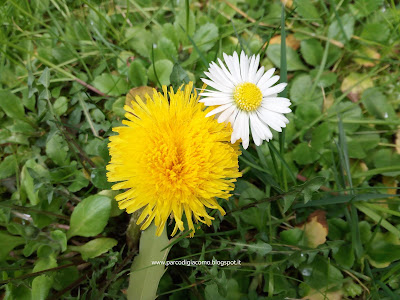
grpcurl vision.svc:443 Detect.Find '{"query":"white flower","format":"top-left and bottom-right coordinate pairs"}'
top-left (200, 51), bottom-right (291, 149)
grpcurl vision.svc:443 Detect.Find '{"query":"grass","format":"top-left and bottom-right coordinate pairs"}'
top-left (0, 0), bottom-right (400, 299)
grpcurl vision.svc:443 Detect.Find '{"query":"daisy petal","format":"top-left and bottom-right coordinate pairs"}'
top-left (256, 68), bottom-right (275, 86)
top-left (217, 105), bottom-right (236, 123)
top-left (201, 78), bottom-right (232, 93)
top-left (205, 103), bottom-right (233, 117)
top-left (259, 75), bottom-right (280, 93)
top-left (262, 83), bottom-right (287, 97)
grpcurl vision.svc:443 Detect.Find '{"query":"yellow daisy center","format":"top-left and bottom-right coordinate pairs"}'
top-left (233, 82), bottom-right (263, 112)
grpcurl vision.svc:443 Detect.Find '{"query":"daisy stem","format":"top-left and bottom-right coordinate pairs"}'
top-left (279, 3), bottom-right (288, 192)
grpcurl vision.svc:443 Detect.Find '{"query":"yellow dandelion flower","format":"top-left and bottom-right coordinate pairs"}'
top-left (107, 82), bottom-right (241, 237)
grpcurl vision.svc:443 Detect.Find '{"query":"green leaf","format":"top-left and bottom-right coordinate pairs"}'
top-left (46, 133), bottom-right (69, 166)
top-left (92, 73), bottom-right (129, 97)
top-left (300, 39), bottom-right (323, 67)
top-left (128, 60), bottom-right (148, 87)
top-left (31, 275), bottom-right (53, 300)
top-left (310, 70), bottom-right (337, 88)
top-left (51, 230), bottom-right (67, 252)
top-left (311, 122), bottom-right (333, 150)
top-left (0, 155), bottom-right (17, 179)
top-left (125, 27), bottom-right (153, 58)
top-left (294, 102), bottom-right (321, 129)
top-left (53, 263), bottom-right (79, 291)
top-left (353, 0), bottom-right (384, 17)
top-left (294, 0), bottom-right (321, 23)
top-left (193, 23), bottom-right (219, 52)
top-left (289, 74), bottom-right (322, 105)
top-left (361, 23), bottom-right (390, 43)
top-left (267, 44), bottom-right (307, 71)
top-left (303, 256), bottom-right (343, 290)
top-left (69, 238), bottom-right (117, 260)
top-left (292, 143), bottom-right (320, 165)
top-left (372, 149), bottom-right (400, 177)
top-left (148, 59), bottom-right (174, 86)
top-left (333, 244), bottom-right (355, 268)
top-left (67, 195), bottom-right (111, 238)
top-left (154, 37), bottom-right (178, 62)
top-left (170, 63), bottom-right (190, 87)
top-left (328, 14), bottom-right (355, 44)
top-left (367, 232), bottom-right (400, 265)
top-left (0, 90), bottom-right (25, 120)
top-left (38, 67), bottom-right (50, 88)
top-left (21, 163), bottom-right (40, 205)
top-left (280, 228), bottom-right (305, 246)
top-left (91, 166), bottom-right (113, 189)
top-left (361, 88), bottom-right (395, 119)
top-left (53, 96), bottom-right (68, 116)
top-left (128, 223), bottom-right (170, 300)
top-left (0, 231), bottom-right (25, 262)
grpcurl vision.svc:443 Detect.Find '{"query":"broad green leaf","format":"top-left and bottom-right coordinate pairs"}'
top-left (53, 263), bottom-right (79, 291)
top-left (53, 96), bottom-right (68, 116)
top-left (361, 23), bottom-right (390, 43)
top-left (148, 59), bottom-right (174, 86)
top-left (333, 244), bottom-right (355, 268)
top-left (33, 254), bottom-right (57, 272)
top-left (353, 0), bottom-right (384, 17)
top-left (310, 70), bottom-right (337, 88)
top-left (170, 63), bottom-right (190, 87)
top-left (303, 256), bottom-right (343, 290)
top-left (125, 27), bottom-right (153, 58)
top-left (193, 23), bottom-right (219, 52)
top-left (300, 39), bottom-right (323, 67)
top-left (295, 102), bottom-right (321, 129)
top-left (21, 163), bottom-right (40, 205)
top-left (91, 166), bottom-right (113, 189)
top-left (46, 133), bottom-right (69, 166)
top-left (154, 37), bottom-right (178, 62)
top-left (361, 88), bottom-right (395, 119)
top-left (289, 74), bottom-right (322, 105)
top-left (69, 238), bottom-right (117, 260)
top-left (51, 230), bottom-right (67, 252)
top-left (280, 228), bottom-right (305, 246)
top-left (311, 122), bottom-right (333, 150)
top-left (0, 231), bottom-right (25, 262)
top-left (372, 149), bottom-right (400, 177)
top-left (128, 60), bottom-right (148, 87)
top-left (128, 223), bottom-right (170, 300)
top-left (267, 44), bottom-right (307, 71)
top-left (367, 232), bottom-right (400, 267)
top-left (0, 154), bottom-right (17, 179)
top-left (328, 14), bottom-right (355, 44)
top-left (294, 0), bottom-right (321, 23)
top-left (0, 90), bottom-right (25, 120)
top-left (31, 275), bottom-right (53, 300)
top-left (67, 195), bottom-right (111, 238)
top-left (292, 143), bottom-right (320, 165)
top-left (92, 73), bottom-right (129, 97)
top-left (38, 67), bottom-right (50, 88)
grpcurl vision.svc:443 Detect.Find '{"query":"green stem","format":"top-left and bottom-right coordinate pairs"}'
top-left (127, 222), bottom-right (171, 300)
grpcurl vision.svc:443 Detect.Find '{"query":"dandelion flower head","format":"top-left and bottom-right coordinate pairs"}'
top-left (107, 82), bottom-right (241, 237)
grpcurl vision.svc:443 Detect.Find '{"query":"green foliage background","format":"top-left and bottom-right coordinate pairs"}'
top-left (1, 0), bottom-right (400, 299)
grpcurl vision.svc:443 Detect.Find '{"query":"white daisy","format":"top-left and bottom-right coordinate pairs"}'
top-left (200, 51), bottom-right (291, 149)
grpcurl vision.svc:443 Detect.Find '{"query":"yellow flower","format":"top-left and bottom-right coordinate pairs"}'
top-left (107, 82), bottom-right (241, 237)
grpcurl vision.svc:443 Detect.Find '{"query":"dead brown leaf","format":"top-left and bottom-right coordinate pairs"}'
top-left (269, 34), bottom-right (300, 50)
top-left (125, 86), bottom-right (155, 108)
top-left (297, 210), bottom-right (328, 248)
top-left (303, 289), bottom-right (342, 300)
